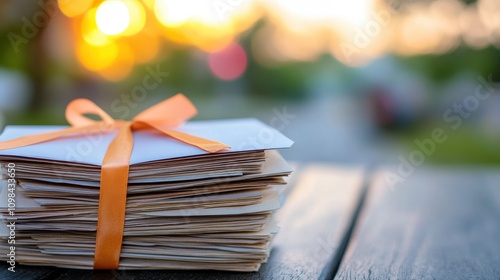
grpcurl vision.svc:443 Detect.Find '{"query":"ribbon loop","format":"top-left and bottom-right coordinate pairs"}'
top-left (133, 94), bottom-right (197, 127)
top-left (66, 98), bottom-right (115, 127)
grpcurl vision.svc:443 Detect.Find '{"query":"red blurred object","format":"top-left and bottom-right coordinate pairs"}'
top-left (208, 43), bottom-right (247, 81)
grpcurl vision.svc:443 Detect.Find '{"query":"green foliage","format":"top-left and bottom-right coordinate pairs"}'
top-left (6, 109), bottom-right (65, 126)
top-left (245, 61), bottom-right (310, 100)
top-left (0, 30), bottom-right (30, 71)
top-left (399, 123), bottom-right (500, 165)
top-left (398, 46), bottom-right (500, 83)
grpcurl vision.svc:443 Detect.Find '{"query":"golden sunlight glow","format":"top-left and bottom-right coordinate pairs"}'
top-left (141, 0), bottom-right (156, 11)
top-left (77, 41), bottom-right (119, 71)
top-left (58, 0), bottom-right (94, 18)
top-left (60, 0), bottom-right (500, 81)
top-left (127, 31), bottom-right (160, 63)
top-left (154, 0), bottom-right (193, 27)
top-left (96, 0), bottom-right (131, 36)
top-left (160, 23), bottom-right (235, 52)
top-left (122, 0), bottom-right (146, 36)
top-left (81, 8), bottom-right (110, 46)
top-left (252, 25), bottom-right (326, 65)
top-left (98, 44), bottom-right (134, 81)
top-left (264, 0), bottom-right (373, 28)
top-left (154, 0), bottom-right (236, 27)
top-left (154, 0), bottom-right (259, 51)
top-left (261, 0), bottom-right (376, 65)
top-left (334, 0), bottom-right (374, 26)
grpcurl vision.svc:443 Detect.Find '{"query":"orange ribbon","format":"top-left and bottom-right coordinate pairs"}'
top-left (0, 94), bottom-right (229, 269)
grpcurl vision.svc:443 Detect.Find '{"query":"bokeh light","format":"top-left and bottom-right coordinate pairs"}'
top-left (81, 8), bottom-right (110, 46)
top-left (154, 0), bottom-right (193, 27)
top-left (76, 41), bottom-right (118, 71)
top-left (127, 31), bottom-right (160, 63)
top-left (95, 0), bottom-right (130, 36)
top-left (97, 44), bottom-right (134, 81)
top-left (58, 0), bottom-right (94, 18)
top-left (209, 43), bottom-right (247, 81)
top-left (121, 0), bottom-right (146, 36)
top-left (53, 0), bottom-right (500, 80)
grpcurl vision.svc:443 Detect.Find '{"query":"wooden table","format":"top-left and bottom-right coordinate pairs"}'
top-left (1, 165), bottom-right (499, 279)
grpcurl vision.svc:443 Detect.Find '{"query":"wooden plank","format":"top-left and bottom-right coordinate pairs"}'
top-left (0, 164), bottom-right (365, 279)
top-left (256, 165), bottom-right (365, 279)
top-left (336, 167), bottom-right (500, 280)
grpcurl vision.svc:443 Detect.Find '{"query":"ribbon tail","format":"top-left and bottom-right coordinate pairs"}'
top-left (94, 122), bottom-right (134, 269)
top-left (136, 121), bottom-right (230, 153)
top-left (0, 124), bottom-right (105, 150)
top-left (161, 129), bottom-right (230, 152)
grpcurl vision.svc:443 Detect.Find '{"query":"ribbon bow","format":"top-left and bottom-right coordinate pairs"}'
top-left (0, 94), bottom-right (229, 269)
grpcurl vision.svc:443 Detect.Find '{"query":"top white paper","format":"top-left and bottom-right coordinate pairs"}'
top-left (0, 118), bottom-right (293, 165)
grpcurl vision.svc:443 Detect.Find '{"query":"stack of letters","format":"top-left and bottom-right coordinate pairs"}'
top-left (0, 118), bottom-right (293, 271)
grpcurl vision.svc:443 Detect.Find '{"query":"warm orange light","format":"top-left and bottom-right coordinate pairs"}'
top-left (98, 45), bottom-right (134, 81)
top-left (96, 0), bottom-right (131, 36)
top-left (122, 0), bottom-right (146, 36)
top-left (77, 41), bottom-right (119, 71)
top-left (154, 0), bottom-right (193, 27)
top-left (58, 0), bottom-right (94, 18)
top-left (126, 31), bottom-right (159, 63)
top-left (153, 0), bottom-right (259, 51)
top-left (141, 0), bottom-right (155, 11)
top-left (252, 25), bottom-right (325, 65)
top-left (81, 8), bottom-right (110, 46)
top-left (65, 0), bottom-right (494, 77)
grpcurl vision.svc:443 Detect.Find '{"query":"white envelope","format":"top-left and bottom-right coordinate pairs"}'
top-left (0, 118), bottom-right (293, 165)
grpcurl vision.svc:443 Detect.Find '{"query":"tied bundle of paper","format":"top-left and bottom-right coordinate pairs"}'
top-left (0, 96), bottom-right (293, 272)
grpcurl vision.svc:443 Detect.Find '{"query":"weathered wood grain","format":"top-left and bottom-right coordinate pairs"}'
top-left (335, 167), bottom-right (500, 280)
top-left (0, 164), bottom-right (365, 280)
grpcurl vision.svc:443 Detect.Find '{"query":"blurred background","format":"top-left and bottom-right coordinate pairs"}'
top-left (0, 0), bottom-right (499, 165)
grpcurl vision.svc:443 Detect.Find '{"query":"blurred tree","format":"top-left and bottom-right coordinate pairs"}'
top-left (400, 47), bottom-right (500, 84)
